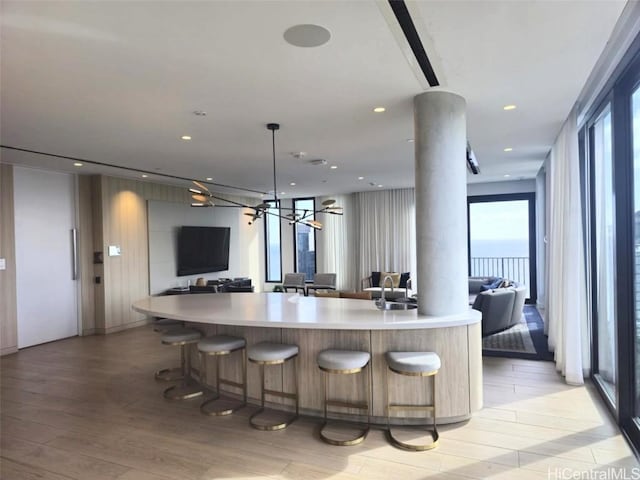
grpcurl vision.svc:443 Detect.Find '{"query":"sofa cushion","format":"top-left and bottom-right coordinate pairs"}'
top-left (399, 272), bottom-right (410, 289)
top-left (380, 272), bottom-right (401, 288)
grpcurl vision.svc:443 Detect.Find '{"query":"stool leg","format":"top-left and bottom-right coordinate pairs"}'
top-left (154, 342), bottom-right (184, 382)
top-left (249, 359), bottom-right (298, 431)
top-left (386, 369), bottom-right (439, 451)
top-left (200, 349), bottom-right (247, 416)
top-left (163, 343), bottom-right (203, 401)
top-left (319, 366), bottom-right (369, 447)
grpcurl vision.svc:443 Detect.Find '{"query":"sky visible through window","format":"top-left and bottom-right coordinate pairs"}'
top-left (469, 200), bottom-right (529, 258)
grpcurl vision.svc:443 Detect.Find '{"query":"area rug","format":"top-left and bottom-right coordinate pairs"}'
top-left (482, 306), bottom-right (554, 361)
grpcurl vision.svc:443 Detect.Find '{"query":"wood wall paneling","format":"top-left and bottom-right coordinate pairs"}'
top-left (78, 176), bottom-right (96, 334)
top-left (0, 164), bottom-right (18, 355)
top-left (91, 176), bottom-right (106, 332)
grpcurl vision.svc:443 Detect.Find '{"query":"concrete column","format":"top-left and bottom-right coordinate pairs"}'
top-left (414, 89), bottom-right (468, 316)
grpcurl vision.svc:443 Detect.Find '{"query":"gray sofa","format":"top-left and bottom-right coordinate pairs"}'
top-left (469, 277), bottom-right (527, 337)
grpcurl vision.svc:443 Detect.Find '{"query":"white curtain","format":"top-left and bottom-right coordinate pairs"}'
top-left (317, 194), bottom-right (358, 290)
top-left (354, 189), bottom-right (417, 289)
top-left (546, 109), bottom-right (589, 385)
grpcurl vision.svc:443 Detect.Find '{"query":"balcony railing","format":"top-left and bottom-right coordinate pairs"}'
top-left (470, 256), bottom-right (530, 296)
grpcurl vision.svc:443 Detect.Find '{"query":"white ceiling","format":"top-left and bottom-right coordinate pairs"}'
top-left (0, 0), bottom-right (628, 198)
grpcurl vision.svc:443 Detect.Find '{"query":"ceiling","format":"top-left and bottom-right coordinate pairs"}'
top-left (0, 0), bottom-right (628, 198)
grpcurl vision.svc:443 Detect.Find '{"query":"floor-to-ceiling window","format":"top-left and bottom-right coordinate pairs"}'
top-left (468, 193), bottom-right (537, 303)
top-left (590, 104), bottom-right (618, 403)
top-left (583, 41), bottom-right (640, 451)
top-left (631, 85), bottom-right (640, 419)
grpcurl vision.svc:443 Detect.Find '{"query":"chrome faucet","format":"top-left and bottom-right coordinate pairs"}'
top-left (378, 275), bottom-right (395, 309)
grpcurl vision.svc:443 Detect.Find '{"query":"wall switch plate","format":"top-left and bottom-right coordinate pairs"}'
top-left (108, 245), bottom-right (121, 256)
top-left (0, 258), bottom-right (5, 270)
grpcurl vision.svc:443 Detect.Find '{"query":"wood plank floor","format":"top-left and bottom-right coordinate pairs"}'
top-left (1, 325), bottom-right (638, 479)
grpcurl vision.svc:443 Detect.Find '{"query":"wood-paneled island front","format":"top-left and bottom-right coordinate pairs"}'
top-left (132, 292), bottom-right (482, 424)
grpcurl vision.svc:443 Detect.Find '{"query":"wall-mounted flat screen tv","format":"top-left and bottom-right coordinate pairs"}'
top-left (177, 226), bottom-right (230, 276)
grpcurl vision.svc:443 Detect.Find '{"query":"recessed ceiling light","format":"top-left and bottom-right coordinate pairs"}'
top-left (290, 182), bottom-right (296, 186)
top-left (73, 162), bottom-right (83, 167)
top-left (377, 184), bottom-right (383, 188)
top-left (503, 147), bottom-right (513, 152)
top-left (358, 176), bottom-right (364, 180)
top-left (181, 135), bottom-right (192, 140)
top-left (141, 174), bottom-right (148, 178)
top-left (503, 105), bottom-right (517, 111)
top-left (504, 174), bottom-right (511, 178)
top-left (330, 165), bottom-right (338, 169)
top-left (206, 177), bottom-right (213, 181)
top-left (373, 107), bottom-right (386, 113)
top-left (407, 139), bottom-right (414, 143)
top-left (283, 24), bottom-right (331, 48)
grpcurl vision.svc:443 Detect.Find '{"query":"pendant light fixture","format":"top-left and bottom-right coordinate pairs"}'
top-left (188, 123), bottom-right (343, 230)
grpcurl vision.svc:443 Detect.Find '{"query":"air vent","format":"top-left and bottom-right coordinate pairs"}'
top-left (309, 159), bottom-right (328, 166)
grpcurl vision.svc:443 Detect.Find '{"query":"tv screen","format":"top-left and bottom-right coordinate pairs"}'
top-left (177, 226), bottom-right (230, 276)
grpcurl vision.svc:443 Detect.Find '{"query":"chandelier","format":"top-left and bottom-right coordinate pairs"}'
top-left (189, 123), bottom-right (343, 230)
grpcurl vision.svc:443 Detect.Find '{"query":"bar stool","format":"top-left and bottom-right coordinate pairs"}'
top-left (153, 319), bottom-right (184, 381)
top-left (385, 351), bottom-right (440, 451)
top-left (198, 335), bottom-right (247, 416)
top-left (247, 341), bottom-right (299, 431)
top-left (317, 349), bottom-right (371, 446)
top-left (161, 327), bottom-right (203, 400)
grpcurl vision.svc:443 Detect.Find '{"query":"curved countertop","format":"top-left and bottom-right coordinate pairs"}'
top-left (132, 292), bottom-right (480, 330)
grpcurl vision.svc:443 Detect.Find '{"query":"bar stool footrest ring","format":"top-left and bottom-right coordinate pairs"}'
top-left (163, 382), bottom-right (203, 401)
top-left (320, 421), bottom-right (369, 446)
top-left (249, 408), bottom-right (298, 431)
top-left (387, 426), bottom-right (439, 451)
top-left (200, 392), bottom-right (246, 416)
top-left (155, 367), bottom-right (183, 382)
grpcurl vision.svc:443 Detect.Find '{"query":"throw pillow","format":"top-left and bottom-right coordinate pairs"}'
top-left (481, 277), bottom-right (503, 292)
top-left (380, 272), bottom-right (401, 288)
top-left (370, 271), bottom-right (381, 288)
top-left (399, 272), bottom-right (410, 289)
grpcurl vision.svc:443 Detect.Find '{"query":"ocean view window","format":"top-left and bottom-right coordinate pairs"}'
top-left (468, 193), bottom-right (536, 302)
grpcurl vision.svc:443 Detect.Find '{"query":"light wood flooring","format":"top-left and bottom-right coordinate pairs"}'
top-left (1, 325), bottom-right (638, 480)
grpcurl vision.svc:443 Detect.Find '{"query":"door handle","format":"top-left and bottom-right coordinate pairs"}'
top-left (71, 228), bottom-right (78, 280)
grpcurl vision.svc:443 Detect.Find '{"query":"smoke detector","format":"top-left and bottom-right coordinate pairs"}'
top-left (309, 158), bottom-right (328, 166)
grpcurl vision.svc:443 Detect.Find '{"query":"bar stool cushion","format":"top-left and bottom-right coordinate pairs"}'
top-left (385, 351), bottom-right (441, 374)
top-left (161, 327), bottom-right (202, 344)
top-left (317, 349), bottom-right (370, 371)
top-left (153, 318), bottom-right (182, 332)
top-left (198, 335), bottom-right (246, 353)
top-left (248, 342), bottom-right (299, 362)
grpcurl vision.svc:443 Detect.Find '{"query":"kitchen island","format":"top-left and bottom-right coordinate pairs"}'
top-left (133, 292), bottom-right (482, 424)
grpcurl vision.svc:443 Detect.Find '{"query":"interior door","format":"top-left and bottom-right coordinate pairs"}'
top-left (14, 166), bottom-right (78, 348)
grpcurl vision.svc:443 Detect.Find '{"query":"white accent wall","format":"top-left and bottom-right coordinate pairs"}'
top-left (148, 200), bottom-right (262, 295)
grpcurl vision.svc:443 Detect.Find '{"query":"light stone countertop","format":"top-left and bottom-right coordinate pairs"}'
top-left (132, 292), bottom-right (480, 330)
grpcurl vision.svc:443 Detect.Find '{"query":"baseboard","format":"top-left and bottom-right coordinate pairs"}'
top-left (1, 345), bottom-right (18, 356)
top-left (95, 318), bottom-right (152, 335)
top-left (82, 328), bottom-right (97, 336)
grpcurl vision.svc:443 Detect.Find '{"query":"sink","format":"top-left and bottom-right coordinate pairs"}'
top-left (375, 301), bottom-right (418, 311)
